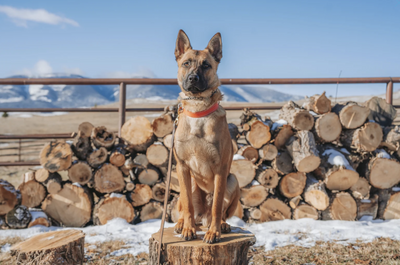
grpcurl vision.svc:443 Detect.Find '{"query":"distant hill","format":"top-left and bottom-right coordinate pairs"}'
top-left (0, 74), bottom-right (303, 108)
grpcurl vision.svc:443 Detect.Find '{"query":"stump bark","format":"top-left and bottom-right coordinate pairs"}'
top-left (279, 101), bottom-right (314, 131)
top-left (93, 195), bottom-right (135, 225)
top-left (40, 140), bottom-right (73, 172)
top-left (286, 131), bottom-right (320, 173)
top-left (121, 116), bottom-right (156, 152)
top-left (149, 226), bottom-right (256, 265)
top-left (332, 102), bottom-right (370, 129)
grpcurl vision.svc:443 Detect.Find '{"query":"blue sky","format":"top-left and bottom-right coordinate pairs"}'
top-left (0, 0), bottom-right (399, 97)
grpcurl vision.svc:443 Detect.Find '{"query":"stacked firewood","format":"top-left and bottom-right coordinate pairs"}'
top-left (1, 93), bottom-right (400, 229)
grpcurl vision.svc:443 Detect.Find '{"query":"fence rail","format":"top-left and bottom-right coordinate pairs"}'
top-left (1, 77), bottom-right (399, 167)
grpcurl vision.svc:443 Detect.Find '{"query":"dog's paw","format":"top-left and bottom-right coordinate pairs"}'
top-left (174, 219), bottom-right (184, 234)
top-left (203, 229), bottom-right (220, 244)
top-left (181, 226), bottom-right (197, 241)
top-left (221, 222), bottom-right (231, 233)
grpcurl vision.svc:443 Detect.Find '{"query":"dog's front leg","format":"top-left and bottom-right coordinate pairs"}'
top-left (174, 162), bottom-right (197, 240)
top-left (204, 173), bottom-right (227, 243)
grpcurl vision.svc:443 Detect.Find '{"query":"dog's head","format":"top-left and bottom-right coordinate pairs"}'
top-left (175, 30), bottom-right (222, 95)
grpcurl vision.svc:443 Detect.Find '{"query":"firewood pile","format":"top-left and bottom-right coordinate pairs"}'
top-left (1, 93), bottom-right (400, 229)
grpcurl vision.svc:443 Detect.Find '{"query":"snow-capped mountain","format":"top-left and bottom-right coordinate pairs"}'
top-left (0, 74), bottom-right (303, 108)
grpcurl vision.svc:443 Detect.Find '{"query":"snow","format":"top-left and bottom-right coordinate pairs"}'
top-left (251, 180), bottom-right (261, 186)
top-left (271, 119), bottom-right (287, 131)
top-left (29, 210), bottom-right (48, 222)
top-left (392, 187), bottom-right (400, 192)
top-left (323, 149), bottom-right (354, 170)
top-left (233, 154), bottom-right (245, 161)
top-left (72, 183), bottom-right (82, 188)
top-left (110, 193), bottom-right (124, 199)
top-left (375, 149), bottom-right (391, 159)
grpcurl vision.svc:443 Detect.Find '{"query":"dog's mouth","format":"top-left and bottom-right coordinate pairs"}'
top-left (184, 85), bottom-right (207, 94)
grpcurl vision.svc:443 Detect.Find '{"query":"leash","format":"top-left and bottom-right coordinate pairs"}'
top-left (157, 118), bottom-right (178, 265)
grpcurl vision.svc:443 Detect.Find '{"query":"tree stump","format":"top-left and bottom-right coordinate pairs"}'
top-left (279, 101), bottom-right (314, 131)
top-left (332, 102), bottom-right (370, 129)
top-left (40, 140), bottom-right (73, 172)
top-left (10, 229), bottom-right (85, 265)
top-left (149, 226), bottom-right (256, 265)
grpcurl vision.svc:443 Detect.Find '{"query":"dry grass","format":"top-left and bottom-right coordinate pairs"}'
top-left (0, 236), bottom-right (23, 264)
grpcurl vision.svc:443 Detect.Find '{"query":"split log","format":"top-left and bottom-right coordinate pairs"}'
top-left (259, 197), bottom-right (291, 222)
top-left (293, 204), bottom-right (319, 220)
top-left (71, 135), bottom-right (92, 160)
top-left (94, 164), bottom-right (125, 193)
top-left (279, 172), bottom-right (307, 198)
top-left (245, 120), bottom-right (271, 149)
top-left (350, 177), bottom-right (370, 199)
top-left (167, 196), bottom-right (180, 223)
top-left (365, 96), bottom-right (397, 127)
top-left (140, 201), bottom-right (163, 222)
top-left (256, 168), bottom-right (280, 189)
top-left (78, 121), bottom-right (94, 138)
top-left (18, 172), bottom-right (46, 208)
top-left (230, 158), bottom-right (256, 188)
top-left (149, 226), bottom-right (255, 265)
top-left (129, 184), bottom-right (153, 207)
top-left (286, 131), bottom-right (320, 173)
top-left (91, 126), bottom-right (116, 150)
top-left (357, 195), bottom-right (378, 220)
top-left (238, 145), bottom-right (259, 163)
top-left (163, 134), bottom-right (173, 149)
top-left (289, 195), bottom-right (302, 209)
top-left (152, 182), bottom-right (168, 202)
top-left (138, 166), bottom-right (160, 186)
top-left (332, 102), bottom-right (370, 129)
top-left (0, 180), bottom-right (21, 215)
top-left (322, 192), bottom-right (357, 221)
top-left (10, 230), bottom-right (85, 265)
top-left (42, 183), bottom-right (93, 227)
top-left (316, 148), bottom-right (359, 191)
top-left (364, 149), bottom-right (400, 189)
top-left (109, 145), bottom-right (126, 167)
top-left (93, 194), bottom-right (135, 225)
top-left (279, 101), bottom-right (314, 131)
top-left (40, 140), bottom-right (73, 172)
top-left (340, 122), bottom-right (383, 152)
top-left (121, 116), bottom-right (156, 152)
top-left (240, 185), bottom-right (268, 207)
top-left (274, 125), bottom-right (294, 150)
top-left (272, 150), bottom-right (294, 175)
top-left (28, 209), bottom-right (51, 228)
top-left (68, 161), bottom-right (92, 185)
top-left (258, 144), bottom-right (278, 161)
top-left (87, 147), bottom-right (108, 168)
top-left (314, 112), bottom-right (342, 142)
top-left (303, 175), bottom-right (329, 211)
top-left (147, 143), bottom-right (169, 167)
top-left (302, 91), bottom-right (331, 114)
top-left (381, 125), bottom-right (400, 152)
top-left (5, 205), bottom-right (31, 229)
top-left (152, 113), bottom-right (174, 138)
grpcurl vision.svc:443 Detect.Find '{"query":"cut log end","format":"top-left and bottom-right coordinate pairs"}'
top-left (315, 113), bottom-right (342, 142)
top-left (240, 186), bottom-right (268, 207)
top-left (368, 158), bottom-right (400, 189)
top-left (121, 116), bottom-right (155, 152)
top-left (258, 144), bottom-right (278, 161)
top-left (326, 169), bottom-right (360, 191)
top-left (130, 184), bottom-right (153, 207)
top-left (91, 126), bottom-right (116, 150)
top-left (94, 164), bottom-right (125, 194)
top-left (246, 121), bottom-right (271, 149)
top-left (259, 198), bottom-right (291, 222)
top-left (93, 196), bottom-right (135, 225)
top-left (329, 192), bottom-right (357, 221)
top-left (152, 113), bottom-right (174, 138)
top-left (68, 161), bottom-right (92, 185)
top-left (256, 168), bottom-right (280, 189)
top-left (293, 204), bottom-right (319, 220)
top-left (279, 172), bottom-right (307, 198)
top-left (146, 144), bottom-right (169, 167)
top-left (230, 159), bottom-right (256, 188)
top-left (40, 141), bottom-right (73, 173)
top-left (87, 147), bottom-right (108, 168)
top-left (141, 202), bottom-right (163, 222)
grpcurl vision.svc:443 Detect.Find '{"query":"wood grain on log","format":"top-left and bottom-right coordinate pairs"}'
top-left (289, 195), bottom-right (302, 209)
top-left (121, 116), bottom-right (155, 152)
top-left (94, 164), bottom-right (125, 193)
top-left (78, 121), bottom-right (94, 138)
top-left (230, 158), bottom-right (256, 188)
top-left (68, 161), bottom-right (92, 185)
top-left (93, 195), bottom-right (135, 225)
top-left (147, 143), bottom-right (169, 167)
top-left (314, 112), bottom-right (342, 142)
top-left (240, 185), bottom-right (268, 207)
top-left (258, 144), bottom-right (278, 161)
top-left (340, 122), bottom-right (383, 152)
top-left (365, 149), bottom-right (400, 189)
top-left (71, 134), bottom-right (92, 160)
top-left (302, 92), bottom-right (331, 114)
top-left (18, 176), bottom-right (46, 208)
top-left (138, 167), bottom-right (160, 186)
top-left (350, 177), bottom-right (370, 199)
top-left (259, 198), bottom-right (291, 222)
top-left (0, 180), bottom-right (21, 215)
top-left (40, 140), bottom-right (73, 173)
top-left (152, 113), bottom-right (174, 138)
top-left (152, 182), bottom-right (168, 202)
top-left (293, 204), bottom-right (319, 220)
top-left (163, 134), bottom-right (173, 149)
top-left (381, 125), bottom-right (400, 151)
top-left (325, 192), bottom-right (357, 221)
top-left (332, 102), bottom-right (370, 129)
top-left (246, 120), bottom-right (271, 149)
top-left (129, 184), bottom-right (153, 207)
top-left (279, 172), bottom-right (307, 198)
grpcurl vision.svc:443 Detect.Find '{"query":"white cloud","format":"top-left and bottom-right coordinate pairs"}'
top-left (15, 60), bottom-right (84, 77)
top-left (0, 5), bottom-right (79, 27)
top-left (104, 69), bottom-right (156, 78)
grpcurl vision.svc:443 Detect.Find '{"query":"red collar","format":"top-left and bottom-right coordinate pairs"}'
top-left (182, 102), bottom-right (220, 118)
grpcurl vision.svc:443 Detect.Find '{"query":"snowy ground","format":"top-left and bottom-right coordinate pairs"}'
top-left (2, 217), bottom-right (400, 257)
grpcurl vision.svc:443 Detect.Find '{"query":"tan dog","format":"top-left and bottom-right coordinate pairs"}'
top-left (173, 30), bottom-right (240, 244)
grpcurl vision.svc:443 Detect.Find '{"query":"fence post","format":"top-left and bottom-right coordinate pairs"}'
top-left (18, 139), bottom-right (21, 162)
top-left (386, 79), bottom-right (393, 105)
top-left (118, 82), bottom-right (127, 137)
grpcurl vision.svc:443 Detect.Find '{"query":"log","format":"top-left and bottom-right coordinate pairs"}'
top-left (240, 185), bottom-right (268, 207)
top-left (40, 140), bottom-right (73, 173)
top-left (28, 209), bottom-right (51, 228)
top-left (272, 150), bottom-right (294, 175)
top-left (87, 147), bottom-right (108, 168)
top-left (71, 134), bottom-right (92, 160)
top-left (125, 181), bottom-right (135, 192)
top-left (293, 204), bottom-right (319, 220)
top-left (138, 166), bottom-right (160, 186)
top-left (147, 143), bottom-right (169, 167)
top-left (274, 125), bottom-right (294, 150)
top-left (357, 195), bottom-right (378, 220)
top-left (279, 172), bottom-right (307, 198)
top-left (149, 226), bottom-right (256, 265)
top-left (229, 123), bottom-right (240, 139)
top-left (68, 161), bottom-right (92, 185)
top-left (303, 174), bottom-right (329, 211)
top-left (240, 108), bottom-right (263, 131)
top-left (134, 153), bottom-right (150, 168)
top-left (93, 194), bottom-right (135, 225)
top-left (302, 91), bottom-right (331, 114)
top-left (289, 195), bottom-right (302, 209)
top-left (140, 201), bottom-right (163, 222)
top-left (18, 172), bottom-right (46, 208)
top-left (163, 134), bottom-right (173, 149)
top-left (322, 192), bottom-right (357, 221)
top-left (121, 116), bottom-right (156, 152)
top-left (350, 177), bottom-right (370, 199)
top-left (43, 172), bottom-right (62, 194)
top-left (152, 182), bottom-right (168, 202)
top-left (109, 145), bottom-right (126, 167)
top-left (314, 112), bottom-right (342, 142)
top-left (382, 188), bottom-right (400, 220)
top-left (381, 125), bottom-right (400, 152)
top-left (230, 158), bottom-right (256, 188)
top-left (286, 131), bottom-right (320, 173)
top-left (238, 145), bottom-right (259, 163)
top-left (256, 168), bottom-right (280, 189)
top-left (5, 205), bottom-right (31, 229)
top-left (78, 121), bottom-right (94, 138)
top-left (259, 197), bottom-right (291, 222)
top-left (129, 184), bottom-right (153, 207)
top-left (10, 230), bottom-right (85, 265)
top-left (365, 96), bottom-right (397, 127)
top-left (316, 148), bottom-right (359, 191)
top-left (35, 168), bottom-right (51, 182)
top-left (94, 164), bottom-right (125, 193)
top-left (365, 149), bottom-right (400, 189)
top-left (91, 126), bottom-right (116, 150)
top-left (248, 208), bottom-right (262, 220)
top-left (152, 113), bottom-right (174, 138)
top-left (245, 120), bottom-right (271, 149)
top-left (340, 122), bottom-right (383, 152)
top-left (279, 101), bottom-right (314, 131)
top-left (258, 144), bottom-right (278, 161)
top-left (42, 183), bottom-right (93, 227)
top-left (332, 102), bottom-right (370, 129)
top-left (0, 180), bottom-right (21, 215)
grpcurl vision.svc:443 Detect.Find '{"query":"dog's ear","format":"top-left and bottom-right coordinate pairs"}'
top-left (206, 32), bottom-right (222, 63)
top-left (175, 30), bottom-right (192, 61)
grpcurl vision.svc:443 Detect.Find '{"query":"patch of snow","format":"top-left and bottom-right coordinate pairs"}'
top-left (1, 243), bottom-right (11, 253)
top-left (72, 183), bottom-right (82, 188)
top-left (323, 149), bottom-right (354, 170)
top-left (233, 154), bottom-right (245, 161)
top-left (153, 142), bottom-right (163, 146)
top-left (29, 210), bottom-right (47, 222)
top-left (271, 119), bottom-right (287, 131)
top-left (251, 180), bottom-right (261, 186)
top-left (361, 199), bottom-right (371, 203)
top-left (358, 216), bottom-right (374, 222)
top-left (375, 149), bottom-right (391, 159)
top-left (110, 193), bottom-right (124, 199)
top-left (340, 148), bottom-right (350, 155)
top-left (392, 187), bottom-right (400, 192)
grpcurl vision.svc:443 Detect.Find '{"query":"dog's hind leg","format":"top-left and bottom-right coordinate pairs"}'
top-left (221, 174), bottom-right (240, 233)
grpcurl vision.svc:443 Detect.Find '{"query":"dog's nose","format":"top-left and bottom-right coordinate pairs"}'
top-left (188, 74), bottom-right (199, 83)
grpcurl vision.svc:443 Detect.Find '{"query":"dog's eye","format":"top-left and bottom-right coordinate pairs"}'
top-left (183, 61), bottom-right (190, 67)
top-left (203, 63), bottom-right (211, 69)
